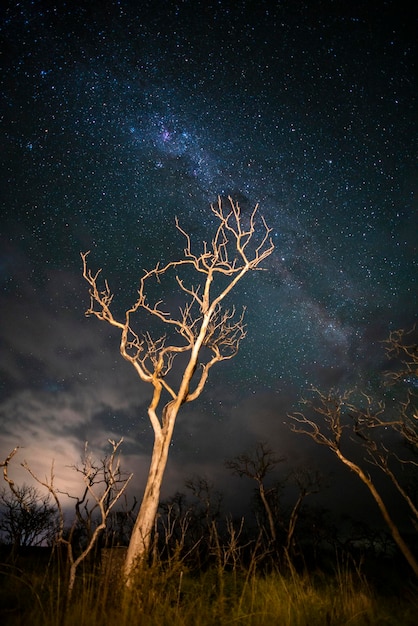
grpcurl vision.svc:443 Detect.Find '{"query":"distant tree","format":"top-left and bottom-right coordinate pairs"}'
top-left (290, 326), bottom-right (418, 577)
top-left (104, 494), bottom-right (138, 547)
top-left (81, 197), bottom-right (274, 583)
top-left (226, 442), bottom-right (285, 545)
top-left (184, 475), bottom-right (223, 529)
top-left (44, 439), bottom-right (132, 600)
top-left (2, 439), bottom-right (132, 602)
top-left (158, 477), bottom-right (222, 569)
top-left (282, 466), bottom-right (323, 562)
top-left (0, 483), bottom-right (58, 549)
top-left (226, 443), bottom-right (322, 564)
top-left (294, 504), bottom-right (337, 566)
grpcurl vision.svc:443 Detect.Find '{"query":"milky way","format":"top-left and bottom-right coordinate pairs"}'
top-left (0, 1), bottom-right (416, 511)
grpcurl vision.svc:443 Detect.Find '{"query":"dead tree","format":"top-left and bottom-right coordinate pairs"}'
top-left (81, 197), bottom-right (274, 582)
top-left (0, 483), bottom-right (58, 550)
top-left (290, 385), bottom-right (418, 577)
top-left (58, 439), bottom-right (133, 599)
top-left (283, 467), bottom-right (322, 561)
top-left (226, 442), bottom-right (285, 545)
top-left (5, 440), bottom-right (132, 602)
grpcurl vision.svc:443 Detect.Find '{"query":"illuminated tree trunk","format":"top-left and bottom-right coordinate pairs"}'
top-left (124, 402), bottom-right (178, 579)
top-left (124, 315), bottom-right (212, 582)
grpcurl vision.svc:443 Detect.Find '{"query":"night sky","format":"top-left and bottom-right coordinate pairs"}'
top-left (1, 1), bottom-right (417, 523)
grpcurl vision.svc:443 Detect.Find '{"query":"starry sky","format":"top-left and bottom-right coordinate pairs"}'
top-left (1, 0), bottom-right (417, 523)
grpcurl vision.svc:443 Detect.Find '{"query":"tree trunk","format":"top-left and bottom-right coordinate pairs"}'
top-left (336, 450), bottom-right (418, 578)
top-left (124, 404), bottom-right (178, 583)
top-left (258, 482), bottom-right (276, 543)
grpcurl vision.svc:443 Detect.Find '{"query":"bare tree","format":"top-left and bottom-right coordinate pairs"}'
top-left (54, 439), bottom-right (132, 599)
top-left (3, 440), bottom-right (132, 601)
top-left (283, 467), bottom-right (322, 561)
top-left (226, 443), bottom-right (321, 564)
top-left (81, 197), bottom-right (274, 582)
top-left (226, 442), bottom-right (285, 544)
top-left (290, 377), bottom-right (418, 576)
top-left (104, 494), bottom-right (138, 547)
top-left (1, 447), bottom-right (58, 550)
top-left (184, 475), bottom-right (223, 528)
top-left (0, 484), bottom-right (58, 549)
top-left (157, 478), bottom-right (220, 569)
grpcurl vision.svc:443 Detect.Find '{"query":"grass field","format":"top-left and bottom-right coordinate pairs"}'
top-left (0, 547), bottom-right (416, 625)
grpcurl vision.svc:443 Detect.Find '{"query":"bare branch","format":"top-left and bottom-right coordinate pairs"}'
top-left (1, 447), bottom-right (21, 501)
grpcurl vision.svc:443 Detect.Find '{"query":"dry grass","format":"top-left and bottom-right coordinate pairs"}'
top-left (1, 549), bottom-right (416, 626)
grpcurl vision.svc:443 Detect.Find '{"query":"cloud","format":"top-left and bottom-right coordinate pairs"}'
top-left (0, 262), bottom-right (152, 498)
